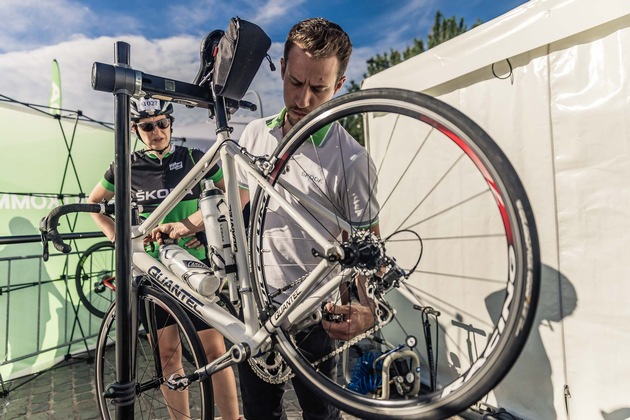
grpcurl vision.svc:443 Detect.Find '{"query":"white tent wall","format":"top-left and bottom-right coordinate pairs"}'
top-left (363, 1), bottom-right (630, 419)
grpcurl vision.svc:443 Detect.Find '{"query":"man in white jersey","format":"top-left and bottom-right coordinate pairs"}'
top-left (235, 18), bottom-right (379, 420)
top-left (236, 111), bottom-right (380, 301)
top-left (151, 17), bottom-right (379, 419)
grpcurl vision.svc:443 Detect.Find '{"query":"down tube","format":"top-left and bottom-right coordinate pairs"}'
top-left (133, 252), bottom-right (252, 348)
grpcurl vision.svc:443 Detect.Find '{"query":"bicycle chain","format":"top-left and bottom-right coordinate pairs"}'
top-left (313, 320), bottom-right (385, 368)
top-left (253, 243), bottom-right (391, 381)
top-left (267, 273), bottom-right (310, 300)
top-left (248, 272), bottom-right (310, 384)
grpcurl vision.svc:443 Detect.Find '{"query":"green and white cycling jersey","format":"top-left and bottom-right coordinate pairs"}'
top-left (236, 108), bottom-right (379, 301)
top-left (100, 145), bottom-right (223, 260)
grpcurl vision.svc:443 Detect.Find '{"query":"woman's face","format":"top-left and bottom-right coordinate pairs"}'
top-left (134, 115), bottom-right (172, 152)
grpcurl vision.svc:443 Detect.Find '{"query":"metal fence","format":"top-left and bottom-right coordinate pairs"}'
top-left (0, 233), bottom-right (105, 391)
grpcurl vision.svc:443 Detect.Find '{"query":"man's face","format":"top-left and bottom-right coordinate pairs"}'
top-left (280, 44), bottom-right (346, 133)
top-left (133, 115), bottom-right (171, 151)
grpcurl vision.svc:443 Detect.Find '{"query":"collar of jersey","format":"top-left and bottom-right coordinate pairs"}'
top-left (145, 144), bottom-right (175, 159)
top-left (266, 108), bottom-right (331, 147)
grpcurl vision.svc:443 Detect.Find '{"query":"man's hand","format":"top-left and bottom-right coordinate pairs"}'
top-left (321, 302), bottom-right (376, 341)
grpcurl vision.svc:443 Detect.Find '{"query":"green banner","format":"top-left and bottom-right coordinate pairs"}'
top-left (0, 102), bottom-right (113, 380)
top-left (49, 59), bottom-right (62, 115)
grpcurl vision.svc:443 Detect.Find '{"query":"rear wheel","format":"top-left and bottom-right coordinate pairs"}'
top-left (249, 88), bottom-right (540, 419)
top-left (95, 284), bottom-right (213, 419)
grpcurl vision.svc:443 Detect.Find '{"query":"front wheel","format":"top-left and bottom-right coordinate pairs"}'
top-left (249, 88), bottom-right (540, 419)
top-left (95, 284), bottom-right (213, 419)
top-left (75, 241), bottom-right (115, 318)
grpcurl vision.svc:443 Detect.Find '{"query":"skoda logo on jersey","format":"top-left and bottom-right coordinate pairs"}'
top-left (136, 188), bottom-right (193, 201)
top-left (170, 161), bottom-right (183, 171)
top-left (301, 171), bottom-right (322, 184)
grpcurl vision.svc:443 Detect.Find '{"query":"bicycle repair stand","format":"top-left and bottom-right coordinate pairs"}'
top-left (90, 37), bottom-right (238, 417)
top-left (96, 41), bottom-right (138, 419)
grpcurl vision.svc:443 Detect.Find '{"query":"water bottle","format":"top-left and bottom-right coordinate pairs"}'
top-left (199, 180), bottom-right (235, 280)
top-left (158, 244), bottom-right (220, 299)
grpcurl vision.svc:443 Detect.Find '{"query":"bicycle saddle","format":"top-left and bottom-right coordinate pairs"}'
top-left (193, 29), bottom-right (225, 87)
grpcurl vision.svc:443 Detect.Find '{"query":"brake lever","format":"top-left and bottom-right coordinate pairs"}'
top-left (39, 216), bottom-right (50, 262)
top-left (40, 231), bottom-right (50, 262)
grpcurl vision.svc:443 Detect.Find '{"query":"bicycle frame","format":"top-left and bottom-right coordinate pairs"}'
top-left (130, 125), bottom-right (351, 374)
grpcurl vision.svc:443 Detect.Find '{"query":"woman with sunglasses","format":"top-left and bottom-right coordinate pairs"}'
top-left (87, 96), bottom-right (241, 420)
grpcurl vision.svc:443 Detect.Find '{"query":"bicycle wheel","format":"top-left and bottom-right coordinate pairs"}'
top-left (249, 88), bottom-right (540, 419)
top-left (75, 241), bottom-right (115, 318)
top-left (95, 284), bottom-right (213, 419)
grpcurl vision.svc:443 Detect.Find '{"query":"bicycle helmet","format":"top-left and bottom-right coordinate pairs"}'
top-left (130, 96), bottom-right (173, 122)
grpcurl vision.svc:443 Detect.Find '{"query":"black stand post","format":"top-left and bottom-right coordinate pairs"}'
top-left (112, 42), bottom-right (136, 419)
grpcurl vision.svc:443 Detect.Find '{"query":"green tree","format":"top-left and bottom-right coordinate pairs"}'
top-left (344, 11), bottom-right (475, 144)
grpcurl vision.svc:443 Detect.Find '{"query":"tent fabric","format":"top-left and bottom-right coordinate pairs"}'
top-left (363, 0), bottom-right (630, 418)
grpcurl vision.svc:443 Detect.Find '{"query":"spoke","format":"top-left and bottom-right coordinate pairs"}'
top-left (410, 269), bottom-right (505, 285)
top-left (378, 126), bottom-right (432, 212)
top-left (374, 113), bottom-right (401, 176)
top-left (400, 189), bottom-right (491, 232)
top-left (414, 233), bottom-right (506, 241)
top-left (399, 282), bottom-right (496, 330)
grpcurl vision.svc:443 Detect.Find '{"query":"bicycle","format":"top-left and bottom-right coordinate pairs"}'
top-left (40, 38), bottom-right (541, 420)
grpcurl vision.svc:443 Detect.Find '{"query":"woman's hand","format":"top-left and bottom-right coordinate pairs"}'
top-left (145, 222), bottom-right (192, 243)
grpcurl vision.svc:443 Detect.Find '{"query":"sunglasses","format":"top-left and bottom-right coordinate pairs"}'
top-left (136, 118), bottom-right (171, 132)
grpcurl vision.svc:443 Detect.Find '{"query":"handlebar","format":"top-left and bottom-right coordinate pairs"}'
top-left (39, 203), bottom-right (115, 261)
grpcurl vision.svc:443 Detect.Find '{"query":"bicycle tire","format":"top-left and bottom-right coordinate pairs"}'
top-left (75, 241), bottom-right (115, 318)
top-left (249, 88), bottom-right (540, 419)
top-left (95, 284), bottom-right (213, 419)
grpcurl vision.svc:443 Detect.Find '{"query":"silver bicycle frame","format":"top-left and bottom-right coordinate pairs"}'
top-left (130, 128), bottom-right (347, 357)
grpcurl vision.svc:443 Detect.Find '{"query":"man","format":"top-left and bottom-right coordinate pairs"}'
top-left (234, 18), bottom-right (378, 420)
top-left (150, 17), bottom-right (378, 419)
top-left (87, 97), bottom-right (240, 420)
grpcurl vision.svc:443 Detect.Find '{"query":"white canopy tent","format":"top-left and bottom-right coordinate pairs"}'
top-left (363, 0), bottom-right (630, 418)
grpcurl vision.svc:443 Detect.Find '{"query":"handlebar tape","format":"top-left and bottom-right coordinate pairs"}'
top-left (40, 203), bottom-right (114, 257)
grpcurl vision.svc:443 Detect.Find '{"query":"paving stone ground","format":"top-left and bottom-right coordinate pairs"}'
top-left (0, 354), bottom-right (364, 420)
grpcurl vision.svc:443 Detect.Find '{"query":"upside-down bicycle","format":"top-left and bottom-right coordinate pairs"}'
top-left (40, 23), bottom-right (540, 420)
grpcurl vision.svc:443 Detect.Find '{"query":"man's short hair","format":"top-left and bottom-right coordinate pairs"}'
top-left (284, 18), bottom-right (352, 81)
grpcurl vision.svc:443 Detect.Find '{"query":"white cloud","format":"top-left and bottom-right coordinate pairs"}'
top-left (0, 33), bottom-right (284, 135)
top-left (167, 0), bottom-right (221, 35)
top-left (251, 0), bottom-right (306, 26)
top-left (164, 0), bottom-right (306, 38)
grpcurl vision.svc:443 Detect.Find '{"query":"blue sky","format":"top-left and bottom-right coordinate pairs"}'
top-left (2, 0), bottom-right (527, 53)
top-left (0, 0), bottom-right (528, 137)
